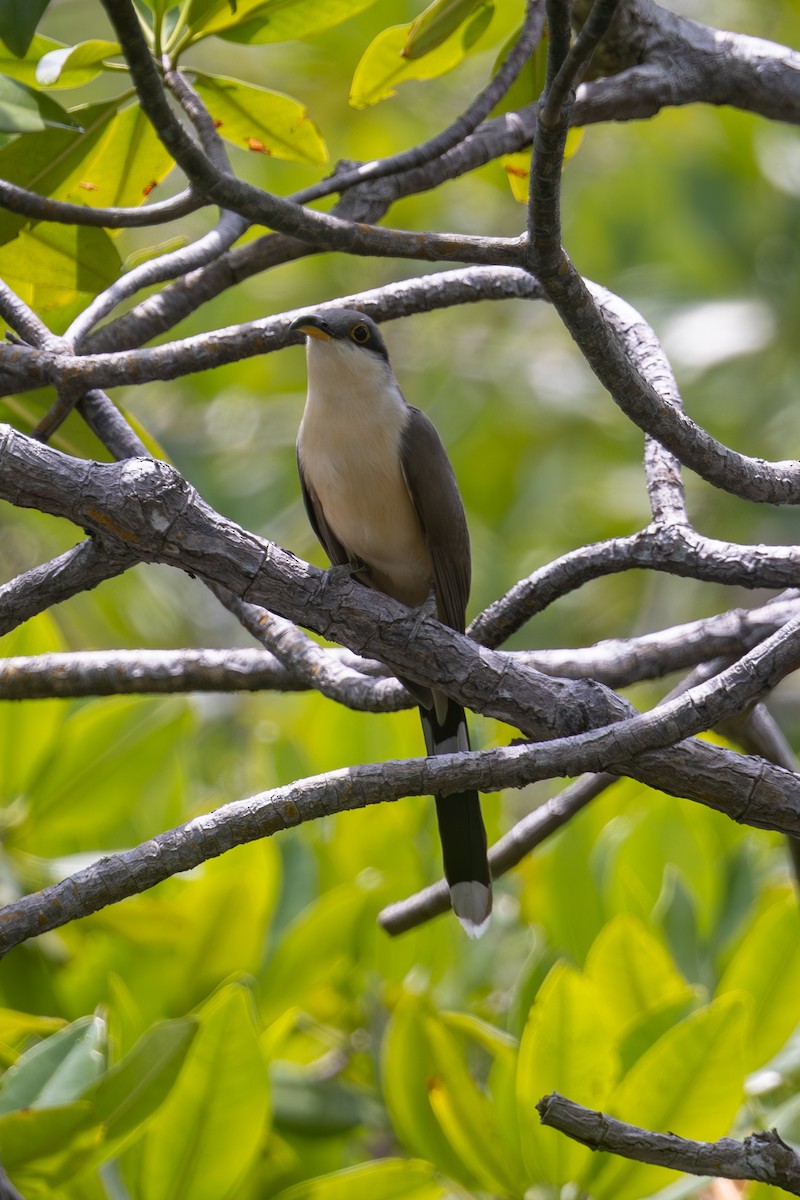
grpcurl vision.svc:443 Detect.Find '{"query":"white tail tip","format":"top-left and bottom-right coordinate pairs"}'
top-left (450, 881), bottom-right (492, 938)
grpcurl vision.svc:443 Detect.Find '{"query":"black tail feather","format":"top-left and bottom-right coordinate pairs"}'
top-left (419, 698), bottom-right (491, 934)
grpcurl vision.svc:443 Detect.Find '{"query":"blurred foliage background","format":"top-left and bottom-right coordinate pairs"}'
top-left (2, 0), bottom-right (800, 1196)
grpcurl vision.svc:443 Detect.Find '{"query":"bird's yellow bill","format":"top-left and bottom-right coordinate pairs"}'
top-left (295, 324), bottom-right (331, 341)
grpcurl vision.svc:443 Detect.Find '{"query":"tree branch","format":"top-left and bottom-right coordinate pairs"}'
top-left (536, 1092), bottom-right (800, 1195)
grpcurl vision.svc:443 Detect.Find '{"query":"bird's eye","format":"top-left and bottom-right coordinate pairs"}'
top-left (351, 323), bottom-right (370, 344)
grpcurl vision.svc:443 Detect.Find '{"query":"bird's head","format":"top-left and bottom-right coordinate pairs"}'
top-left (289, 309), bottom-right (390, 364)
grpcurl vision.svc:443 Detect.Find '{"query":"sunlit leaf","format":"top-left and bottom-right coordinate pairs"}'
top-left (584, 914), bottom-right (695, 1038)
top-left (382, 991), bottom-right (475, 1187)
top-left (403, 0), bottom-right (488, 60)
top-left (35, 40), bottom-right (121, 88)
top-left (90, 1017), bottom-right (199, 1144)
top-left (717, 890), bottom-right (800, 1070)
top-left (350, 14), bottom-right (488, 110)
top-left (0, 0), bottom-right (51, 58)
top-left (0, 1014), bottom-right (105, 1114)
top-left (0, 1009), bottom-right (66, 1060)
top-left (0, 613), bottom-right (66, 804)
top-left (0, 222), bottom-right (120, 315)
top-left (426, 1015), bottom-right (524, 1196)
top-left (517, 962), bottom-right (618, 1187)
top-left (0, 1102), bottom-right (97, 1169)
top-left (0, 100), bottom-right (120, 244)
top-left (258, 879), bottom-right (381, 1023)
top-left (55, 102), bottom-right (176, 211)
top-left (273, 1158), bottom-right (447, 1200)
top-left (194, 74), bottom-right (327, 165)
top-left (206, 0), bottom-right (378, 46)
top-left (0, 34), bottom-right (72, 86)
top-left (0, 75), bottom-right (80, 132)
top-left (591, 995), bottom-right (749, 1200)
top-left (141, 983), bottom-right (270, 1200)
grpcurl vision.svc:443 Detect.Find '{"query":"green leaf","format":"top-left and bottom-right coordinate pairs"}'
top-left (0, 222), bottom-right (120, 314)
top-left (141, 983), bottom-right (270, 1200)
top-left (0, 34), bottom-right (72, 86)
top-left (0, 100), bottom-right (119, 245)
top-left (13, 697), bottom-right (189, 854)
top-left (207, 0), bottom-right (378, 46)
top-left (273, 1158), bottom-right (447, 1200)
top-left (271, 1065), bottom-right (373, 1136)
top-left (0, 1102), bottom-right (97, 1170)
top-left (403, 0), bottom-right (487, 60)
top-left (56, 101), bottom-right (176, 212)
top-left (257, 880), bottom-right (380, 1022)
top-left (0, 0), bottom-right (51, 58)
top-left (516, 962), bottom-right (619, 1187)
top-left (426, 1015), bottom-right (524, 1196)
top-left (0, 75), bottom-right (80, 132)
top-left (35, 40), bottom-right (122, 88)
top-left (350, 14), bottom-right (486, 110)
top-left (90, 1017), bottom-right (199, 1144)
top-left (716, 890), bottom-right (800, 1069)
top-left (591, 994), bottom-right (749, 1200)
top-left (382, 992), bottom-right (475, 1187)
top-left (584, 914), bottom-right (695, 1039)
top-left (0, 1014), bottom-right (106, 1114)
top-left (0, 613), bottom-right (66, 804)
top-left (194, 74), bottom-right (326, 165)
top-left (0, 1008), bottom-right (66, 1055)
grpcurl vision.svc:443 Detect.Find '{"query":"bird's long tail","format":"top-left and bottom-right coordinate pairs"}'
top-left (419, 699), bottom-right (491, 937)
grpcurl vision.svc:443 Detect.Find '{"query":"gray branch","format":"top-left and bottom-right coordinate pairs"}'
top-left (537, 1092), bottom-right (800, 1194)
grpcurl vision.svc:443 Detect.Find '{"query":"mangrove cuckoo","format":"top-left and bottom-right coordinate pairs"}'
top-left (291, 308), bottom-right (491, 936)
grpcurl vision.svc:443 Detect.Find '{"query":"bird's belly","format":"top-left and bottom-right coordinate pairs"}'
top-left (311, 449), bottom-right (432, 608)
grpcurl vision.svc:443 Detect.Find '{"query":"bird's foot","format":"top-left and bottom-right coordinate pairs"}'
top-left (324, 557), bottom-right (371, 587)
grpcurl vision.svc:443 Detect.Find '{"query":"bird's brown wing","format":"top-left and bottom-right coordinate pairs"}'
top-left (297, 448), bottom-right (350, 567)
top-left (400, 406), bottom-right (471, 633)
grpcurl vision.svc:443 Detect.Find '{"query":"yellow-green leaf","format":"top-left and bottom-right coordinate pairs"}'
top-left (0, 75), bottom-right (79, 132)
top-left (585, 914), bottom-right (694, 1039)
top-left (502, 129), bottom-right (583, 203)
top-left (426, 1015), bottom-right (524, 1196)
top-left (403, 0), bottom-right (488, 60)
top-left (0, 34), bottom-right (73, 86)
top-left (0, 222), bottom-right (120, 313)
top-left (141, 984), bottom-right (270, 1200)
top-left (516, 962), bottom-right (619, 1187)
top-left (717, 890), bottom-right (800, 1070)
top-left (35, 40), bottom-right (121, 88)
top-left (350, 19), bottom-right (476, 110)
top-left (53, 102), bottom-right (176, 211)
top-left (195, 74), bottom-right (327, 165)
top-left (273, 1158), bottom-right (446, 1200)
top-left (382, 991), bottom-right (475, 1188)
top-left (207, 0), bottom-right (378, 46)
top-left (0, 100), bottom-right (119, 244)
top-left (592, 994), bottom-right (749, 1200)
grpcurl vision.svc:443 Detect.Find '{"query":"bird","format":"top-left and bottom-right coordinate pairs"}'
top-left (290, 307), bottom-right (491, 936)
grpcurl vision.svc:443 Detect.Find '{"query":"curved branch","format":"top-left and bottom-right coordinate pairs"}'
top-left (0, 541), bottom-right (137, 636)
top-left (0, 179), bottom-right (201, 228)
top-left (101, 0), bottom-right (519, 264)
top-left (471, 525), bottom-right (800, 648)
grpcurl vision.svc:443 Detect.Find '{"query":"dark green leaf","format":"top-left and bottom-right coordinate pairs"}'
top-left (0, 76), bottom-right (80, 133)
top-left (402, 0), bottom-right (486, 61)
top-left (0, 0), bottom-right (51, 58)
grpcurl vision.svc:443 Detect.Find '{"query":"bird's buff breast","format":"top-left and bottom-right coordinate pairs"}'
top-left (299, 409), bottom-right (432, 607)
